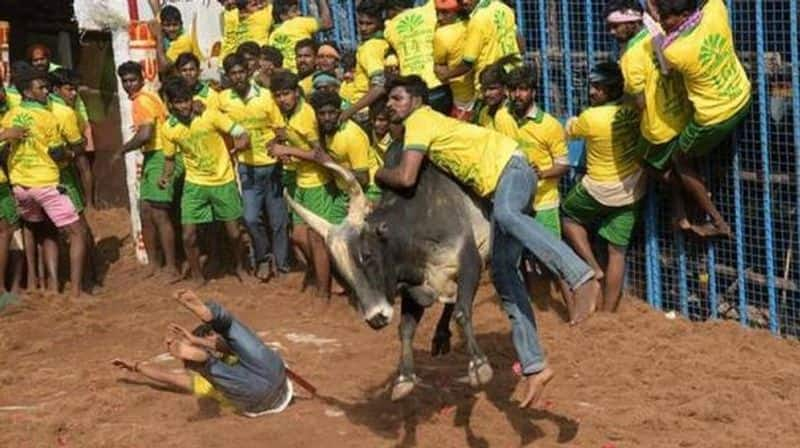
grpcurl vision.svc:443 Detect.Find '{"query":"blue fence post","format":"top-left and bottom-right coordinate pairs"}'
top-left (754, 0), bottom-right (778, 334)
top-left (537, 0), bottom-right (551, 111)
top-left (560, 0), bottom-right (573, 118)
top-left (644, 185), bottom-right (661, 309)
top-left (707, 242), bottom-right (718, 319)
top-left (676, 231), bottom-right (689, 317)
top-left (584, 0), bottom-right (594, 68)
top-left (791, 0), bottom-right (800, 335)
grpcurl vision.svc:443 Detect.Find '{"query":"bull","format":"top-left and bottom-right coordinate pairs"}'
top-left (286, 149), bottom-right (495, 401)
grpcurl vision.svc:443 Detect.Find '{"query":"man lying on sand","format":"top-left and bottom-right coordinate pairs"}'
top-left (113, 289), bottom-right (292, 417)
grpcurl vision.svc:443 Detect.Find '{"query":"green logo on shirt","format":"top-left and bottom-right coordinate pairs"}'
top-left (396, 14), bottom-right (424, 36)
top-left (698, 33), bottom-right (745, 99)
top-left (11, 112), bottom-right (33, 130)
top-left (492, 9), bottom-right (517, 57)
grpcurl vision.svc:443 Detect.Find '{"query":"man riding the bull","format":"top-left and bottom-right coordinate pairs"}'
top-left (374, 75), bottom-right (601, 408)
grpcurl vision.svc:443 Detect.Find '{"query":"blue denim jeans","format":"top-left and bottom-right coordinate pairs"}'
top-left (201, 301), bottom-right (286, 412)
top-left (238, 163), bottom-right (289, 270)
top-left (490, 155), bottom-right (593, 374)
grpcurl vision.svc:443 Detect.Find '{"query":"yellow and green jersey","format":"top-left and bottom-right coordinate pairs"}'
top-left (463, 0), bottom-right (520, 90)
top-left (495, 105), bottom-right (567, 210)
top-left (268, 17), bottom-right (321, 73)
top-left (238, 5), bottom-right (273, 47)
top-left (221, 8), bottom-right (240, 60)
top-left (49, 95), bottom-right (85, 170)
top-left (324, 120), bottom-right (375, 190)
top-left (1, 100), bottom-right (62, 187)
top-left (621, 29), bottom-right (691, 144)
top-left (403, 105), bottom-right (517, 197)
top-left (433, 20), bottom-right (475, 105)
top-left (662, 0), bottom-right (751, 125)
top-left (284, 98), bottom-right (330, 188)
top-left (161, 109), bottom-right (238, 186)
top-left (193, 82), bottom-right (221, 110)
top-left (567, 102), bottom-right (642, 183)
top-left (384, 0), bottom-right (441, 89)
top-left (218, 84), bottom-right (285, 167)
top-left (353, 34), bottom-right (389, 103)
top-left (165, 30), bottom-right (203, 63)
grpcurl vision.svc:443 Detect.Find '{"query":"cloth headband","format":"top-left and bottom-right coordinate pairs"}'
top-left (606, 9), bottom-right (643, 24)
top-left (317, 44), bottom-right (340, 60)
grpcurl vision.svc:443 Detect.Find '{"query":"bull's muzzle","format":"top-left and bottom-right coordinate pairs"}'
top-left (364, 304), bottom-right (394, 330)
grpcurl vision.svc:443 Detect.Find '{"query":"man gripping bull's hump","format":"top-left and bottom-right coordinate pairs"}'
top-left (374, 75), bottom-right (602, 408)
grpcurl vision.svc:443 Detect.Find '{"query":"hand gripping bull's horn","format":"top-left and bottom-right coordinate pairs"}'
top-left (321, 161), bottom-right (369, 227)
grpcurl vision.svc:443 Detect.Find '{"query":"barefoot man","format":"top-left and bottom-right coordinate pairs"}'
top-left (375, 75), bottom-right (601, 408)
top-left (113, 289), bottom-right (293, 416)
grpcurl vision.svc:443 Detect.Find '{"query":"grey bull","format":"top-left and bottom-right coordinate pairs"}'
top-left (285, 150), bottom-right (495, 401)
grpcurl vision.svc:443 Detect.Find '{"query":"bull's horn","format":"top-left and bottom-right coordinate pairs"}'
top-left (322, 161), bottom-right (369, 227)
top-left (284, 190), bottom-right (332, 240)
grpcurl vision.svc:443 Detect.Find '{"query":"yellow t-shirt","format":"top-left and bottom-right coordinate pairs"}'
top-left (1, 101), bottom-right (62, 187)
top-left (495, 106), bottom-right (567, 210)
top-left (463, 0), bottom-right (520, 90)
top-left (131, 89), bottom-right (168, 153)
top-left (268, 17), bottom-right (320, 73)
top-left (221, 8), bottom-right (240, 60)
top-left (403, 106), bottom-right (516, 197)
top-left (325, 121), bottom-right (374, 190)
top-left (299, 74), bottom-right (314, 97)
top-left (568, 102), bottom-right (641, 183)
top-left (194, 82), bottom-right (221, 110)
top-left (238, 6), bottom-right (273, 46)
top-left (353, 35), bottom-right (389, 103)
top-left (192, 373), bottom-right (232, 408)
top-left (621, 29), bottom-right (691, 144)
top-left (218, 85), bottom-right (285, 166)
top-left (6, 87), bottom-right (21, 109)
top-left (384, 0), bottom-right (441, 89)
top-left (165, 31), bottom-right (203, 63)
top-left (433, 20), bottom-right (475, 105)
top-left (368, 135), bottom-right (392, 185)
top-left (161, 109), bottom-right (238, 186)
top-left (340, 80), bottom-right (357, 105)
top-left (662, 0), bottom-right (751, 125)
top-left (473, 100), bottom-right (504, 130)
top-left (49, 96), bottom-right (84, 147)
top-left (285, 99), bottom-right (330, 188)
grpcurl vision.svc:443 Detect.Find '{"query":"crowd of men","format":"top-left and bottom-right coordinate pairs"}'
top-left (1, 0), bottom-right (750, 413)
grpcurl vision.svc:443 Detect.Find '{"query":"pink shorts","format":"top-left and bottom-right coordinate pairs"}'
top-left (12, 185), bottom-right (80, 228)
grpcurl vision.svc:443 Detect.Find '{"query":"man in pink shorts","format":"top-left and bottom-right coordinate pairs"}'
top-left (0, 64), bottom-right (88, 297)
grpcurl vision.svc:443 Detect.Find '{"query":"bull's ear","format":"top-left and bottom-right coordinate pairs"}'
top-left (375, 221), bottom-right (389, 240)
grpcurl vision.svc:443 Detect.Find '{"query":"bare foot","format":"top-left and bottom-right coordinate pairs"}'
top-left (690, 221), bottom-right (732, 239)
top-left (672, 217), bottom-right (692, 232)
top-left (570, 278), bottom-right (600, 325)
top-left (519, 367), bottom-right (555, 408)
top-left (173, 289), bottom-right (212, 321)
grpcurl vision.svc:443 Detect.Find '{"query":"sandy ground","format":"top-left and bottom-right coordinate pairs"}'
top-left (1, 208), bottom-right (799, 448)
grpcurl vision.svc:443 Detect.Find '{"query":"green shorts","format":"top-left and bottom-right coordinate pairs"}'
top-left (532, 207), bottom-right (561, 237)
top-left (59, 165), bottom-right (84, 213)
top-left (329, 189), bottom-right (348, 225)
top-left (561, 182), bottom-right (639, 247)
top-left (181, 181), bottom-right (243, 224)
top-left (365, 184), bottom-right (382, 203)
top-left (140, 150), bottom-right (184, 205)
top-left (642, 101), bottom-right (751, 171)
top-left (292, 183), bottom-right (337, 225)
top-left (0, 183), bottom-right (19, 226)
top-left (282, 169), bottom-right (297, 199)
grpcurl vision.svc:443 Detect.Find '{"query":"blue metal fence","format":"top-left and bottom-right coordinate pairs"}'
top-left (320, 0), bottom-right (799, 336)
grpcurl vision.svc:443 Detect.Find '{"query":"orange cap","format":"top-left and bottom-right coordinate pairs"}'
top-left (435, 0), bottom-right (459, 11)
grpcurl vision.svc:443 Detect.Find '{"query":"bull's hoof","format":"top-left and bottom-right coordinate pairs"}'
top-left (391, 375), bottom-right (418, 401)
top-left (431, 333), bottom-right (451, 357)
top-left (467, 359), bottom-right (493, 388)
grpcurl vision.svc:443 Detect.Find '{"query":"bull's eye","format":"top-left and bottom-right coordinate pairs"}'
top-left (359, 250), bottom-right (372, 265)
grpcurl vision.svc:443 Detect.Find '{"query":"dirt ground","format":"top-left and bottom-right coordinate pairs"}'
top-left (1, 208), bottom-right (799, 448)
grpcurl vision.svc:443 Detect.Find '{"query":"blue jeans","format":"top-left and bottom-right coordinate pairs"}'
top-left (238, 163), bottom-right (289, 270)
top-left (490, 155), bottom-right (593, 374)
top-left (201, 301), bottom-right (286, 412)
